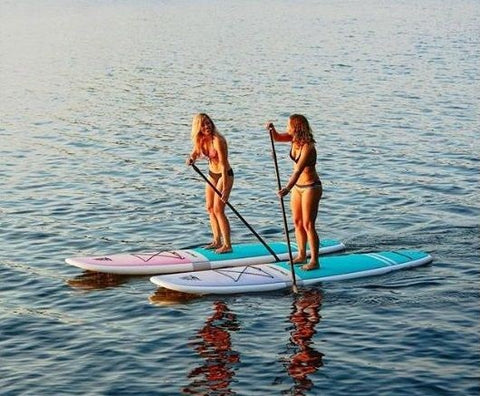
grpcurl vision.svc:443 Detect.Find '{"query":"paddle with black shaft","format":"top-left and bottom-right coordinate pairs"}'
top-left (190, 163), bottom-right (281, 262)
top-left (267, 123), bottom-right (298, 293)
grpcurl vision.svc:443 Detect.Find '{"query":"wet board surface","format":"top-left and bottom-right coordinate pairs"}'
top-left (150, 250), bottom-right (433, 294)
top-left (65, 239), bottom-right (345, 275)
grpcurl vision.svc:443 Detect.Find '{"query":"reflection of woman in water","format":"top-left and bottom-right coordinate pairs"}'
top-left (183, 301), bottom-right (240, 395)
top-left (286, 289), bottom-right (324, 394)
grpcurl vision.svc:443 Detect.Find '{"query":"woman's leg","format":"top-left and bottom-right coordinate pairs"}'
top-left (301, 186), bottom-right (322, 270)
top-left (213, 176), bottom-right (233, 253)
top-left (205, 180), bottom-right (221, 249)
top-left (290, 188), bottom-right (307, 263)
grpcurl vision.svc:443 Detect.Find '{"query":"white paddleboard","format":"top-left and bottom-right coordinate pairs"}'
top-left (65, 239), bottom-right (345, 275)
top-left (150, 250), bottom-right (433, 294)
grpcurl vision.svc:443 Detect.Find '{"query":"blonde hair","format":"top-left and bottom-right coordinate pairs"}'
top-left (289, 114), bottom-right (315, 144)
top-left (190, 113), bottom-right (219, 157)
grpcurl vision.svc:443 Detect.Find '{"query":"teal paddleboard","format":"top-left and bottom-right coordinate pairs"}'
top-left (150, 250), bottom-right (433, 294)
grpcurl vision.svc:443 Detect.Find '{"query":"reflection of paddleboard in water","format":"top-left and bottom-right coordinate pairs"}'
top-left (148, 289), bottom-right (201, 306)
top-left (66, 272), bottom-right (129, 290)
top-left (65, 239), bottom-right (345, 275)
top-left (150, 250), bottom-right (433, 295)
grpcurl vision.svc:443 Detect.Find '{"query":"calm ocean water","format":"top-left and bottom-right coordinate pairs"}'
top-left (1, 0), bottom-right (479, 394)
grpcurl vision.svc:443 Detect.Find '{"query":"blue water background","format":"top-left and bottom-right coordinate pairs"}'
top-left (1, 0), bottom-right (479, 394)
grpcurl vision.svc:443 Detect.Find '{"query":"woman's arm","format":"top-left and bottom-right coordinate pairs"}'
top-left (266, 122), bottom-right (292, 142)
top-left (186, 149), bottom-right (200, 165)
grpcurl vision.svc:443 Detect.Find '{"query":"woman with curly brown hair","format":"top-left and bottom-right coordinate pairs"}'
top-left (267, 115), bottom-right (322, 270)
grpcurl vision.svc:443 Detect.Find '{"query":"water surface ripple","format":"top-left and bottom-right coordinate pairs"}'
top-left (1, 0), bottom-right (479, 395)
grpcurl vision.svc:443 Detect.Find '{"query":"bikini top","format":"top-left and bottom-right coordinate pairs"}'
top-left (289, 145), bottom-right (301, 163)
top-left (202, 142), bottom-right (219, 162)
top-left (290, 144), bottom-right (316, 167)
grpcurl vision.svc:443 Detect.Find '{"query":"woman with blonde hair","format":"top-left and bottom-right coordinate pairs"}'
top-left (187, 113), bottom-right (234, 253)
top-left (266, 114), bottom-right (322, 270)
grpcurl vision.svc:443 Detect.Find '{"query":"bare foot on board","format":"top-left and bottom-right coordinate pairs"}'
top-left (204, 242), bottom-right (221, 250)
top-left (215, 245), bottom-right (233, 254)
top-left (293, 256), bottom-right (307, 265)
top-left (301, 262), bottom-right (319, 271)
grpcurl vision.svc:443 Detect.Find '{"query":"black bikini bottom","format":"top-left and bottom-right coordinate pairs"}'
top-left (209, 168), bottom-right (234, 182)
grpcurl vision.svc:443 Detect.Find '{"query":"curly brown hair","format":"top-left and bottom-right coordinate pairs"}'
top-left (289, 114), bottom-right (316, 144)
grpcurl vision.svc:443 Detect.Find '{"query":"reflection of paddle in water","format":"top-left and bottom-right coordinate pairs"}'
top-left (183, 301), bottom-right (240, 395)
top-left (285, 288), bottom-right (324, 395)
